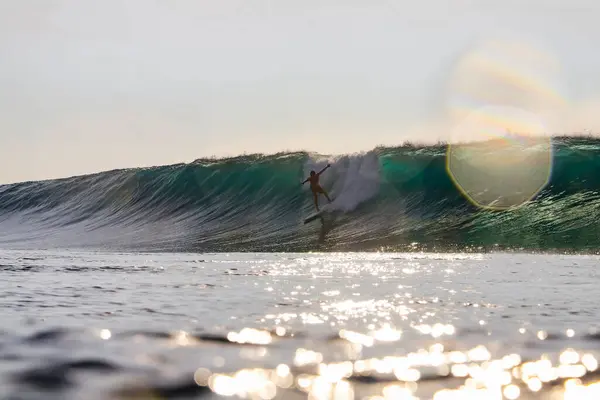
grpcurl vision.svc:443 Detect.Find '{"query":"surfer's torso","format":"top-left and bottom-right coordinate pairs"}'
top-left (308, 175), bottom-right (320, 188)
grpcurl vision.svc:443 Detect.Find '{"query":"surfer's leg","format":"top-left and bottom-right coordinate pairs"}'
top-left (318, 186), bottom-right (331, 203)
top-left (313, 192), bottom-right (319, 211)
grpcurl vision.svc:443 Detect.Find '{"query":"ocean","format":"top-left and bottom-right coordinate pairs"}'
top-left (1, 137), bottom-right (600, 399)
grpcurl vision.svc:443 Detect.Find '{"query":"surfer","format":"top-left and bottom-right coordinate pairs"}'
top-left (302, 164), bottom-right (332, 211)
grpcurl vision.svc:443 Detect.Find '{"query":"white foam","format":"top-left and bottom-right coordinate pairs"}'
top-left (303, 151), bottom-right (381, 213)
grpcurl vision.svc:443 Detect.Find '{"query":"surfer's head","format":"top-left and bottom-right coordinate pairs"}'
top-left (310, 170), bottom-right (316, 176)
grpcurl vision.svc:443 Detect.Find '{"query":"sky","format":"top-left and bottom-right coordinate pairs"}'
top-left (1, 0), bottom-right (600, 183)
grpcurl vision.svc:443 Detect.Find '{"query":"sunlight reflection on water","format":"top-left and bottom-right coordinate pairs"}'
top-left (3, 250), bottom-right (600, 399)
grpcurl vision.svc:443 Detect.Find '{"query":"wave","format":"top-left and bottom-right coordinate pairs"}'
top-left (1, 136), bottom-right (600, 252)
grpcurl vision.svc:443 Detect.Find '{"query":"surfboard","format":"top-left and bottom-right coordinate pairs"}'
top-left (304, 210), bottom-right (324, 224)
top-left (303, 203), bottom-right (334, 224)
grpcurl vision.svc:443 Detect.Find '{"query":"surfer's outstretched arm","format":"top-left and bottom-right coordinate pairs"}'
top-left (317, 164), bottom-right (331, 176)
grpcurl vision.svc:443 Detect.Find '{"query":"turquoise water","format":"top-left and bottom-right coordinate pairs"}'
top-left (0, 136), bottom-right (599, 253)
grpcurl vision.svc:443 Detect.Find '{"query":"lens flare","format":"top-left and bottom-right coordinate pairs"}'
top-left (444, 38), bottom-right (565, 210)
top-left (446, 38), bottom-right (567, 125)
top-left (446, 105), bottom-right (553, 209)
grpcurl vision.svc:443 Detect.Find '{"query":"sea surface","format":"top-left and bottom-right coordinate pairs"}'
top-left (2, 136), bottom-right (600, 398)
top-left (2, 250), bottom-right (600, 399)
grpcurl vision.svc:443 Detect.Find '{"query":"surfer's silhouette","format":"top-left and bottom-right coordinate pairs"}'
top-left (302, 164), bottom-right (332, 211)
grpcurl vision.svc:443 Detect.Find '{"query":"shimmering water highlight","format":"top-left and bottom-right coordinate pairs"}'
top-left (1, 250), bottom-right (600, 399)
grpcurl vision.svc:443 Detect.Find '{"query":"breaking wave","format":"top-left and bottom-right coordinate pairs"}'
top-left (1, 136), bottom-right (600, 252)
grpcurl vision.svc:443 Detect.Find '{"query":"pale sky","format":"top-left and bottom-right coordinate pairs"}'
top-left (1, 0), bottom-right (600, 183)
